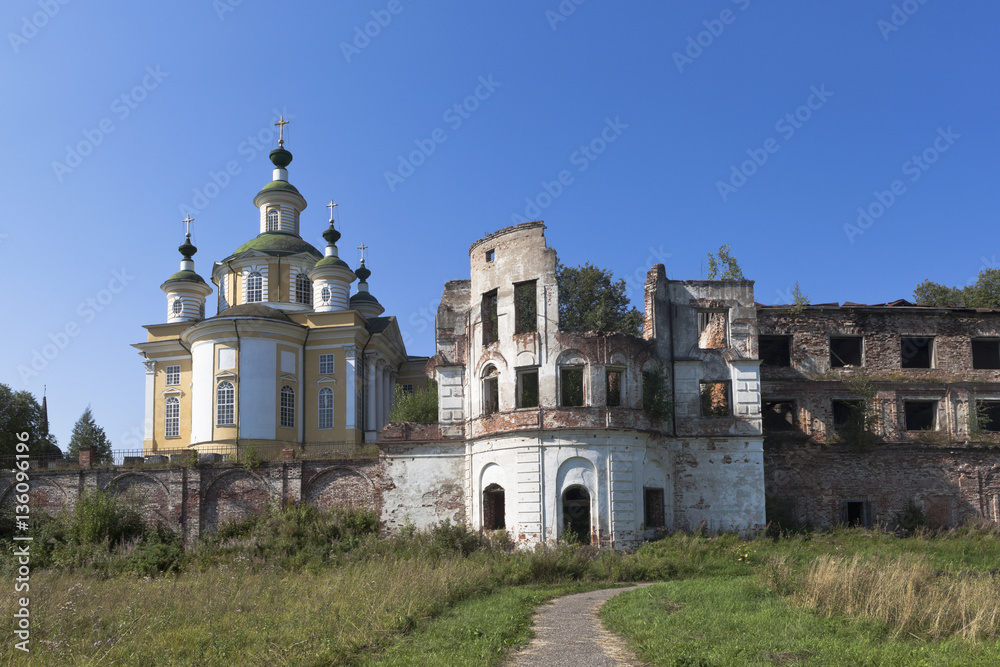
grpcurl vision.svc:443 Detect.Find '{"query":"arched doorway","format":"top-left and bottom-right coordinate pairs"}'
top-left (561, 486), bottom-right (591, 544)
top-left (483, 483), bottom-right (505, 530)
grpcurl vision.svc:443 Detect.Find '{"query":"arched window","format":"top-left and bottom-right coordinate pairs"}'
top-left (266, 209), bottom-right (279, 231)
top-left (171, 298), bottom-right (183, 316)
top-left (320, 285), bottom-right (332, 305)
top-left (483, 483), bottom-right (505, 530)
top-left (318, 386), bottom-right (334, 429)
top-left (280, 385), bottom-right (295, 428)
top-left (165, 397), bottom-right (179, 438)
top-left (219, 278), bottom-right (228, 311)
top-left (216, 381), bottom-right (235, 426)
top-left (482, 364), bottom-right (499, 415)
top-left (247, 271), bottom-right (262, 303)
top-left (295, 273), bottom-right (312, 305)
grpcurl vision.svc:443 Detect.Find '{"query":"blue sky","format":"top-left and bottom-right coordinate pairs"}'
top-left (2, 0), bottom-right (997, 450)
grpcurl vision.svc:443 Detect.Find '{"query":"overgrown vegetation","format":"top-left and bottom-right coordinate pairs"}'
top-left (5, 492), bottom-right (1000, 665)
top-left (914, 267), bottom-right (1000, 308)
top-left (706, 244), bottom-right (744, 280)
top-left (556, 262), bottom-right (644, 336)
top-left (389, 380), bottom-right (439, 423)
top-left (836, 372), bottom-right (881, 448)
top-left (642, 367), bottom-right (673, 422)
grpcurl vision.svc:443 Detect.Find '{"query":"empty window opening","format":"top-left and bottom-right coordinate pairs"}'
top-left (606, 369), bottom-right (623, 407)
top-left (972, 339), bottom-right (1000, 369)
top-left (759, 335), bottom-right (791, 367)
top-left (483, 483), bottom-right (505, 530)
top-left (832, 399), bottom-right (864, 432)
top-left (700, 381), bottom-right (731, 417)
top-left (901, 337), bottom-right (934, 369)
top-left (976, 400), bottom-right (1000, 432)
top-left (485, 248), bottom-right (495, 262)
top-left (482, 290), bottom-right (498, 345)
top-left (482, 366), bottom-right (499, 415)
top-left (698, 311), bottom-right (727, 349)
top-left (514, 280), bottom-right (537, 334)
top-left (840, 500), bottom-right (872, 528)
top-left (518, 369), bottom-right (539, 408)
top-left (763, 400), bottom-right (796, 431)
top-left (905, 400), bottom-right (937, 431)
top-left (830, 336), bottom-right (862, 367)
top-left (561, 486), bottom-right (591, 544)
top-left (561, 367), bottom-right (584, 407)
top-left (644, 488), bottom-right (665, 529)
top-left (280, 385), bottom-right (295, 428)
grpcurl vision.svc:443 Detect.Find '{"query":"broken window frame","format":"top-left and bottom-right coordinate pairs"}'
top-left (643, 487), bottom-right (665, 529)
top-left (482, 289), bottom-right (499, 346)
top-left (972, 339), bottom-right (1000, 369)
top-left (759, 335), bottom-right (792, 367)
top-left (605, 367), bottom-right (624, 407)
top-left (514, 280), bottom-right (537, 334)
top-left (839, 499), bottom-right (872, 528)
top-left (700, 380), bottom-right (731, 417)
top-left (483, 483), bottom-right (505, 530)
top-left (560, 365), bottom-right (585, 407)
top-left (830, 335), bottom-right (863, 368)
top-left (697, 310), bottom-right (728, 349)
top-left (832, 399), bottom-right (864, 432)
top-left (904, 399), bottom-right (937, 431)
top-left (975, 399), bottom-right (1000, 432)
top-left (900, 336), bottom-right (934, 369)
top-left (517, 368), bottom-right (539, 408)
top-left (485, 248), bottom-right (495, 262)
top-left (482, 365), bottom-right (499, 415)
top-left (762, 399), bottom-right (797, 432)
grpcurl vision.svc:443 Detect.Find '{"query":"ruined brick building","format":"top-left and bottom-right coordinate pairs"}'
top-left (8, 136), bottom-right (1000, 547)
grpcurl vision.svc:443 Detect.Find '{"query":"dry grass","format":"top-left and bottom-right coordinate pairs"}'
top-left (794, 553), bottom-right (1000, 641)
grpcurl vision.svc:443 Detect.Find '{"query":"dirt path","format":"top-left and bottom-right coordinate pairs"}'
top-left (508, 584), bottom-right (652, 667)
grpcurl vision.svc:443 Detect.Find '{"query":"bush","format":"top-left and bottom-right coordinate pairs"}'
top-left (389, 381), bottom-right (438, 423)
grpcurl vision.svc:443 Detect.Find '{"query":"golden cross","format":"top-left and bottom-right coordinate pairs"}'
top-left (183, 214), bottom-right (194, 237)
top-left (358, 243), bottom-right (368, 262)
top-left (275, 115), bottom-right (290, 146)
top-left (326, 199), bottom-right (338, 222)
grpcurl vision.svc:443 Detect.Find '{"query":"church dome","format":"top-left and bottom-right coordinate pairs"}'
top-left (210, 303), bottom-right (295, 322)
top-left (226, 231), bottom-right (322, 261)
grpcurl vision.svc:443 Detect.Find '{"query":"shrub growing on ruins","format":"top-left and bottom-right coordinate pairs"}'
top-left (706, 244), bottom-right (745, 280)
top-left (556, 262), bottom-right (643, 336)
top-left (389, 381), bottom-right (438, 423)
top-left (914, 267), bottom-right (1000, 308)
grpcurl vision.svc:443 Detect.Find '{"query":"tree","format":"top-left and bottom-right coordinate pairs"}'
top-left (706, 244), bottom-right (745, 280)
top-left (789, 281), bottom-right (809, 314)
top-left (388, 382), bottom-right (438, 423)
top-left (914, 268), bottom-right (1000, 309)
top-left (0, 384), bottom-right (60, 458)
top-left (556, 263), bottom-right (644, 336)
top-left (66, 405), bottom-right (113, 464)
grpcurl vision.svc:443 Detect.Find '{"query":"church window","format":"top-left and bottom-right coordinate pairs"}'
top-left (321, 285), bottom-right (332, 305)
top-left (216, 381), bottom-right (235, 425)
top-left (296, 273), bottom-right (312, 305)
top-left (267, 208), bottom-right (279, 231)
top-left (517, 369), bottom-right (538, 408)
top-left (318, 386), bottom-right (334, 429)
top-left (247, 272), bottom-right (263, 303)
top-left (482, 290), bottom-right (498, 345)
top-left (165, 397), bottom-right (179, 438)
top-left (280, 385), bottom-right (295, 428)
top-left (700, 381), bottom-right (731, 417)
top-left (606, 368), bottom-right (623, 407)
top-left (482, 365), bottom-right (499, 415)
top-left (560, 366), bottom-right (584, 407)
top-left (165, 365), bottom-right (180, 386)
top-left (514, 280), bottom-right (537, 334)
top-left (319, 354), bottom-right (335, 375)
top-left (172, 298), bottom-right (183, 316)
top-left (644, 488), bottom-right (665, 529)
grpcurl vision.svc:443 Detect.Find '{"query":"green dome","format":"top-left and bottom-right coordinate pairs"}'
top-left (163, 270), bottom-right (205, 284)
top-left (257, 180), bottom-right (301, 195)
top-left (227, 232), bottom-right (322, 260)
top-left (350, 291), bottom-right (382, 305)
top-left (314, 255), bottom-right (352, 270)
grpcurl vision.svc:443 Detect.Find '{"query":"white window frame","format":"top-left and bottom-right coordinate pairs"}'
top-left (165, 365), bottom-right (180, 386)
top-left (165, 397), bottom-right (180, 438)
top-left (247, 271), bottom-right (263, 303)
top-left (216, 381), bottom-right (235, 426)
top-left (319, 354), bottom-right (336, 375)
top-left (266, 208), bottom-right (279, 231)
top-left (280, 385), bottom-right (295, 428)
top-left (295, 273), bottom-right (312, 305)
top-left (318, 386), bottom-right (334, 429)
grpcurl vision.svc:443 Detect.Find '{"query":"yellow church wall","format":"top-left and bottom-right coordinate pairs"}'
top-left (144, 322), bottom-right (192, 342)
top-left (302, 344), bottom-right (357, 444)
top-left (274, 343), bottom-right (300, 440)
top-left (212, 341), bottom-right (239, 443)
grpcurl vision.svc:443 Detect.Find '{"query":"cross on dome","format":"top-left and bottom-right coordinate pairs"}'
top-left (274, 115), bottom-right (290, 147)
top-left (326, 199), bottom-right (338, 222)
top-left (183, 214), bottom-right (194, 237)
top-left (357, 242), bottom-right (368, 263)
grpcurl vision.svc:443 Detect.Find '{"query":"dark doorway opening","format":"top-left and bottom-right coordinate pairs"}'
top-left (483, 483), bottom-right (505, 530)
top-left (562, 486), bottom-right (591, 544)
